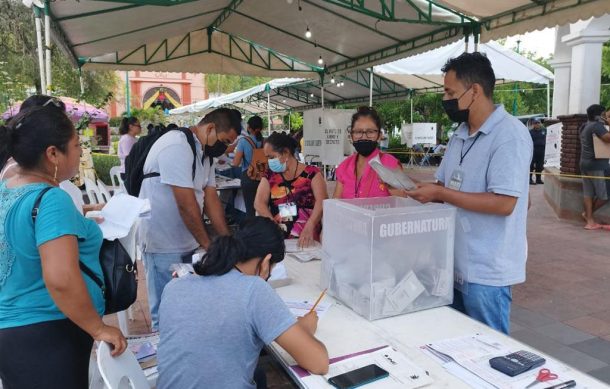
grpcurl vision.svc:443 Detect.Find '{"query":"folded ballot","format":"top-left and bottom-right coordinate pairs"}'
top-left (368, 155), bottom-right (417, 190)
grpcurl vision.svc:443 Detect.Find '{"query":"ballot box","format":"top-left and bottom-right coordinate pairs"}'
top-left (321, 197), bottom-right (456, 320)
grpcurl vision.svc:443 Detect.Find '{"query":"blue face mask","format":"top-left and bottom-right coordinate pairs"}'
top-left (268, 157), bottom-right (286, 173)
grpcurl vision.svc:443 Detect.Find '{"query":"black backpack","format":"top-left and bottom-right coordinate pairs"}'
top-left (124, 127), bottom-right (198, 196)
top-left (32, 187), bottom-right (137, 315)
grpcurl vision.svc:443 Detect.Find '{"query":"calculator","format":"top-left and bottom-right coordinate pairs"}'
top-left (489, 350), bottom-right (546, 377)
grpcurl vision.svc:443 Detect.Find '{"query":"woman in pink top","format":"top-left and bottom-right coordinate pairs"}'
top-left (117, 117), bottom-right (141, 175)
top-left (334, 107), bottom-right (403, 199)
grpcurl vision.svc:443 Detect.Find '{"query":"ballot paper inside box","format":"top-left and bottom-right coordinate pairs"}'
top-left (321, 197), bottom-right (456, 320)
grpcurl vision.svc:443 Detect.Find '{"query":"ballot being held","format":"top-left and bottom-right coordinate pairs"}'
top-left (321, 196), bottom-right (456, 320)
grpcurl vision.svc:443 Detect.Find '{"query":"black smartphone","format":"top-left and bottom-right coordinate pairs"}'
top-left (327, 364), bottom-right (390, 389)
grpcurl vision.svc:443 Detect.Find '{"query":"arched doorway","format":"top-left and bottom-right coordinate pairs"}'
top-left (142, 86), bottom-right (182, 111)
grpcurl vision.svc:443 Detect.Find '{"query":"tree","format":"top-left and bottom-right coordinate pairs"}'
top-left (283, 111), bottom-right (303, 132)
top-left (0, 0), bottom-right (118, 112)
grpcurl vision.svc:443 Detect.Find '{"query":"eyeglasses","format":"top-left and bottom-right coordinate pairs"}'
top-left (350, 128), bottom-right (379, 139)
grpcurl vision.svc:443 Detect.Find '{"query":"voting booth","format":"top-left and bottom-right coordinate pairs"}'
top-left (401, 123), bottom-right (437, 147)
top-left (321, 197), bottom-right (456, 321)
top-left (303, 108), bottom-right (352, 165)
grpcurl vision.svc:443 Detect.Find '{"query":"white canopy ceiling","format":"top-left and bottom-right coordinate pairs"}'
top-left (48, 0), bottom-right (610, 78)
top-left (375, 40), bottom-right (555, 90)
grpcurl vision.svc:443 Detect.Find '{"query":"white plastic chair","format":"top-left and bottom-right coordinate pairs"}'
top-left (59, 180), bottom-right (85, 215)
top-left (85, 177), bottom-right (103, 204)
top-left (97, 341), bottom-right (150, 389)
top-left (98, 179), bottom-right (113, 203)
top-left (110, 166), bottom-right (126, 194)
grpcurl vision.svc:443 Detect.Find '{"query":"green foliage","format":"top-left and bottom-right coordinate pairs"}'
top-left (601, 42), bottom-right (610, 108)
top-left (91, 153), bottom-right (120, 185)
top-left (207, 74), bottom-right (272, 95)
top-left (0, 0), bottom-right (118, 112)
top-left (109, 116), bottom-right (123, 127)
top-left (127, 107), bottom-right (167, 129)
top-left (284, 112), bottom-right (304, 132)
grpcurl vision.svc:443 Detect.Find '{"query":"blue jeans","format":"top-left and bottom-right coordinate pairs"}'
top-left (452, 283), bottom-right (512, 334)
top-left (143, 251), bottom-right (193, 331)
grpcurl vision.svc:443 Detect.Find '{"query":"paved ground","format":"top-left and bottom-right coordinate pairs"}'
top-left (104, 167), bottom-right (610, 387)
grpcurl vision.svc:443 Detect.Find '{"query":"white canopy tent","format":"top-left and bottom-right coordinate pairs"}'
top-left (42, 0), bottom-right (610, 81)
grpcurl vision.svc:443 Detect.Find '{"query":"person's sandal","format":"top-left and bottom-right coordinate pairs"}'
top-left (584, 224), bottom-right (603, 230)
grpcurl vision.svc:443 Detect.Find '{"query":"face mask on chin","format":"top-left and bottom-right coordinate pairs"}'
top-left (442, 87), bottom-right (474, 123)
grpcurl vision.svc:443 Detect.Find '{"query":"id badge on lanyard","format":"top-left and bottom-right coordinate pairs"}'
top-left (278, 202), bottom-right (298, 220)
top-left (448, 169), bottom-right (464, 191)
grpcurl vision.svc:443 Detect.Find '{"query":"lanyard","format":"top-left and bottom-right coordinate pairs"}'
top-left (459, 132), bottom-right (482, 166)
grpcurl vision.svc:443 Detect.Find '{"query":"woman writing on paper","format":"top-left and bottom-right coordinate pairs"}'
top-left (334, 106), bottom-right (404, 199)
top-left (254, 132), bottom-right (328, 248)
top-left (157, 217), bottom-right (329, 389)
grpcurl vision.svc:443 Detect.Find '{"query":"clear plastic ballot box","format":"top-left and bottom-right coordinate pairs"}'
top-left (321, 197), bottom-right (456, 320)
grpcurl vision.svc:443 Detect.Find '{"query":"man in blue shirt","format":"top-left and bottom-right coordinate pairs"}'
top-left (406, 53), bottom-right (532, 334)
top-left (232, 116), bottom-right (264, 217)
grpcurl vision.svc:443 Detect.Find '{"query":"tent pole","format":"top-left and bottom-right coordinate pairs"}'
top-left (546, 83), bottom-right (551, 118)
top-left (464, 34), bottom-right (470, 53)
top-left (321, 86), bottom-right (325, 109)
top-left (125, 71), bottom-right (131, 117)
top-left (79, 67), bottom-right (84, 96)
top-left (410, 92), bottom-right (414, 124)
top-left (34, 8), bottom-right (47, 95)
top-left (369, 68), bottom-right (373, 106)
top-left (474, 32), bottom-right (479, 52)
top-left (44, 2), bottom-right (52, 93)
top-left (267, 90), bottom-right (271, 133)
top-left (288, 110), bottom-right (291, 132)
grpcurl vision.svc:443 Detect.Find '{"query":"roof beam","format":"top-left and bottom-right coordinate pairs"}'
top-left (326, 25), bottom-right (461, 75)
top-left (318, 0), bottom-right (468, 26)
top-left (209, 0), bottom-right (244, 30)
top-left (55, 4), bottom-right (142, 22)
top-left (231, 10), bottom-right (352, 60)
top-left (80, 28), bottom-right (322, 74)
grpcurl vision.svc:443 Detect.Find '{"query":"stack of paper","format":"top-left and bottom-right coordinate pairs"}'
top-left (368, 155), bottom-right (416, 190)
top-left (292, 345), bottom-right (433, 389)
top-left (283, 299), bottom-right (333, 318)
top-left (421, 334), bottom-right (578, 389)
top-left (127, 333), bottom-right (160, 378)
top-left (93, 194), bottom-right (150, 240)
top-left (285, 240), bottom-right (323, 262)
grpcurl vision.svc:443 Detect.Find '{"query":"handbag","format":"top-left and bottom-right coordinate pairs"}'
top-left (32, 187), bottom-right (137, 315)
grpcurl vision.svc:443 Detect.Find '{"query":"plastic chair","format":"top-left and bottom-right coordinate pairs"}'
top-left (98, 179), bottom-right (113, 203)
top-left (59, 180), bottom-right (85, 215)
top-left (110, 166), bottom-right (126, 194)
top-left (84, 177), bottom-right (103, 204)
top-left (97, 341), bottom-right (149, 389)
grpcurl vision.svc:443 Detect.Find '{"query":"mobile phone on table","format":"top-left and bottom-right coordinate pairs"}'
top-left (327, 364), bottom-right (389, 389)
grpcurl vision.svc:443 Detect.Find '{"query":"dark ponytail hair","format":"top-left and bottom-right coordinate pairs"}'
top-left (194, 217), bottom-right (286, 276)
top-left (119, 116), bottom-right (139, 135)
top-left (351, 106), bottom-right (382, 131)
top-left (0, 106), bottom-right (75, 170)
top-left (265, 131), bottom-right (298, 156)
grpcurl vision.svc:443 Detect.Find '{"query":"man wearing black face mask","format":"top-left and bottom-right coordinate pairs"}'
top-left (404, 53), bottom-right (532, 335)
top-left (139, 108), bottom-right (240, 331)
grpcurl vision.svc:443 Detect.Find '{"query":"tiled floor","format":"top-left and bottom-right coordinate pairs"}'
top-left (106, 167), bottom-right (610, 387)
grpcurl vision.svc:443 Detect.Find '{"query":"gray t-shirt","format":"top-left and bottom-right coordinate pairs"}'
top-left (579, 120), bottom-right (609, 171)
top-left (435, 105), bottom-right (532, 287)
top-left (157, 270), bottom-right (296, 389)
top-left (139, 130), bottom-right (215, 253)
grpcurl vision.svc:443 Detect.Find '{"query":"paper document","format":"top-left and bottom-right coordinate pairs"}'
top-left (95, 194), bottom-right (150, 240)
top-left (127, 333), bottom-right (160, 378)
top-left (422, 334), bottom-right (580, 389)
top-left (215, 175), bottom-right (241, 189)
top-left (368, 155), bottom-right (416, 190)
top-left (283, 299), bottom-right (332, 318)
top-left (285, 239), bottom-right (323, 262)
top-left (269, 262), bottom-right (292, 288)
top-left (293, 345), bottom-right (432, 389)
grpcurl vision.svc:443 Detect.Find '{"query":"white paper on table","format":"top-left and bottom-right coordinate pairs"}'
top-left (300, 346), bottom-right (432, 389)
top-left (423, 334), bottom-right (581, 389)
top-left (283, 299), bottom-right (332, 318)
top-left (284, 239), bottom-right (322, 253)
top-left (96, 194), bottom-right (149, 240)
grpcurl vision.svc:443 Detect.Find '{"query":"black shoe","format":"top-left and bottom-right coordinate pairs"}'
top-left (536, 180), bottom-right (544, 185)
top-left (529, 180), bottom-right (536, 185)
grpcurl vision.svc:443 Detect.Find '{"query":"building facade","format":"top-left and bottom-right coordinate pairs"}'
top-left (107, 71), bottom-right (208, 117)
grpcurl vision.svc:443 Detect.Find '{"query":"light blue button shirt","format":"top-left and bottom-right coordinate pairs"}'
top-left (435, 105), bottom-right (533, 287)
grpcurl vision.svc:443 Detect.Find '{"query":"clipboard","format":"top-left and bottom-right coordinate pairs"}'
top-left (593, 135), bottom-right (610, 159)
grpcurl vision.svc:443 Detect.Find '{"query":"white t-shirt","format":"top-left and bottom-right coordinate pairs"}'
top-left (139, 130), bottom-right (215, 253)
